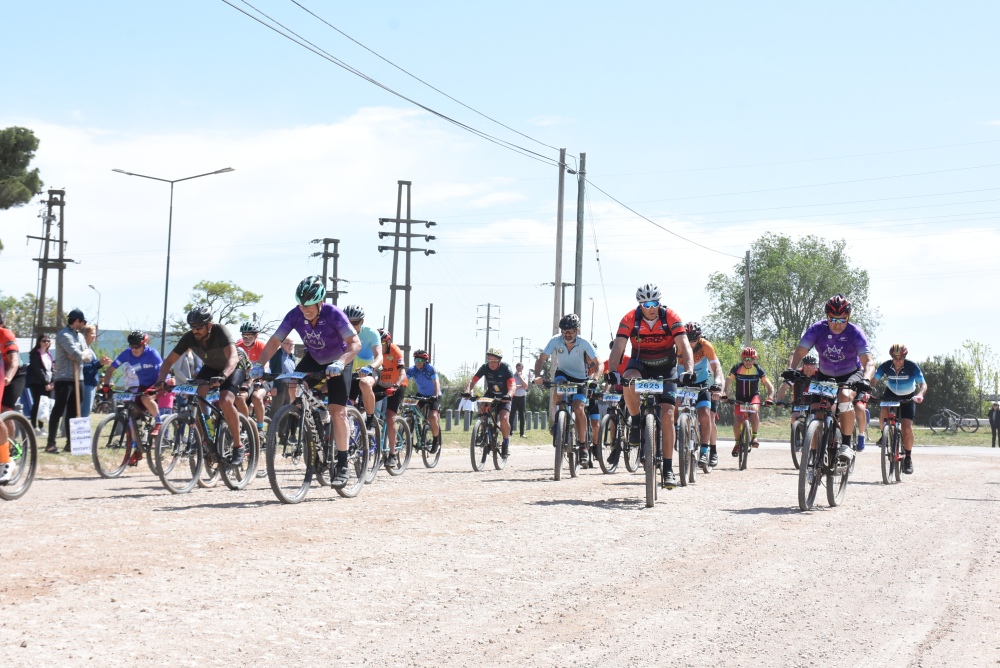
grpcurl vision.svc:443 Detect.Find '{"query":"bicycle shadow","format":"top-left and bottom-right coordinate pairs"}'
top-left (154, 499), bottom-right (274, 512)
top-left (529, 497), bottom-right (644, 509)
top-left (945, 497), bottom-right (1000, 503)
top-left (722, 507), bottom-right (798, 516)
top-left (69, 492), bottom-right (163, 501)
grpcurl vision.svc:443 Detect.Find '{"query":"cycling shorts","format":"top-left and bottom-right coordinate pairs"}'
top-left (696, 389), bottom-right (712, 410)
top-left (881, 389), bottom-right (916, 421)
top-left (195, 366), bottom-right (246, 397)
top-left (1, 374), bottom-right (25, 411)
top-left (416, 395), bottom-right (441, 412)
top-left (553, 371), bottom-right (599, 419)
top-left (349, 370), bottom-right (379, 405)
top-left (373, 384), bottom-right (404, 413)
top-left (816, 368), bottom-right (865, 387)
top-left (296, 354), bottom-right (349, 407)
top-left (483, 392), bottom-right (511, 413)
top-left (625, 358), bottom-right (677, 405)
top-left (734, 395), bottom-right (761, 418)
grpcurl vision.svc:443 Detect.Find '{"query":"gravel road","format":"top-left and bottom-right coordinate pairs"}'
top-left (2, 441), bottom-right (999, 667)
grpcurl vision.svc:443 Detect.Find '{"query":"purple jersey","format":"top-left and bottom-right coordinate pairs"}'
top-left (274, 304), bottom-right (356, 365)
top-left (798, 321), bottom-right (870, 377)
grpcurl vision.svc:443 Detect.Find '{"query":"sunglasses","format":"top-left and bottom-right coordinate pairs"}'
top-left (415, 359), bottom-right (426, 364)
top-left (891, 354), bottom-right (905, 360)
top-left (640, 300), bottom-right (659, 309)
top-left (191, 324), bottom-right (208, 332)
top-left (742, 357), bottom-right (755, 362)
top-left (828, 317), bottom-right (848, 324)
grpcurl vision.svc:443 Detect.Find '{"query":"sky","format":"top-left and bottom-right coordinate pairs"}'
top-left (2, 0), bottom-right (999, 376)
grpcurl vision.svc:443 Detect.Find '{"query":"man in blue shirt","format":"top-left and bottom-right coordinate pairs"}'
top-left (407, 349), bottom-right (443, 449)
top-left (341, 305), bottom-right (383, 433)
top-left (102, 330), bottom-right (163, 433)
top-left (873, 343), bottom-right (927, 475)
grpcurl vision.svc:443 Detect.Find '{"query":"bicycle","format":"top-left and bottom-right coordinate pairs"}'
top-left (469, 396), bottom-right (509, 471)
top-left (928, 406), bottom-right (979, 434)
top-left (400, 397), bottom-right (443, 468)
top-left (91, 388), bottom-right (161, 478)
top-left (794, 375), bottom-right (868, 511)
top-left (596, 391), bottom-right (627, 474)
top-left (0, 410), bottom-right (37, 501)
top-left (264, 371), bottom-right (370, 503)
top-left (777, 399), bottom-right (814, 470)
top-left (721, 396), bottom-right (771, 471)
top-left (152, 380), bottom-right (260, 494)
top-left (878, 398), bottom-right (913, 485)
top-left (674, 386), bottom-right (700, 486)
top-left (623, 377), bottom-right (666, 508)
top-left (91, 386), bottom-right (116, 415)
top-left (364, 401), bottom-right (412, 482)
top-left (542, 380), bottom-right (596, 481)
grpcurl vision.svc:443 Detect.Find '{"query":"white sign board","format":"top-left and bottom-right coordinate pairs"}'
top-left (69, 417), bottom-right (92, 456)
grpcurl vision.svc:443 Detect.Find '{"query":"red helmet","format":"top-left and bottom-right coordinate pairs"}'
top-left (825, 294), bottom-right (852, 318)
top-left (741, 347), bottom-right (757, 359)
top-left (378, 328), bottom-right (391, 343)
top-left (889, 343), bottom-right (908, 358)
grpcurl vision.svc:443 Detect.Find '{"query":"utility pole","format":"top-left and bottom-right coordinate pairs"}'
top-left (423, 303), bottom-right (434, 354)
top-left (28, 190), bottom-right (72, 341)
top-left (571, 152), bottom-right (586, 317)
top-left (310, 238), bottom-right (349, 304)
top-left (744, 249), bottom-right (752, 346)
top-left (541, 281), bottom-right (573, 315)
top-left (477, 304), bottom-right (501, 360)
top-left (512, 337), bottom-right (531, 366)
top-left (552, 148), bottom-right (567, 334)
top-left (379, 181), bottom-right (436, 366)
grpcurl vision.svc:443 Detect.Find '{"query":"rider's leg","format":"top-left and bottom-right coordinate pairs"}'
top-left (837, 389), bottom-right (857, 443)
top-left (499, 409), bottom-right (512, 440)
top-left (732, 412), bottom-right (745, 456)
top-left (386, 409), bottom-right (398, 455)
top-left (359, 376), bottom-right (376, 426)
top-left (660, 403), bottom-right (676, 461)
top-left (623, 369), bottom-right (642, 443)
top-left (251, 388), bottom-right (266, 426)
top-left (855, 402), bottom-right (868, 448)
top-left (429, 409), bottom-right (441, 438)
top-left (901, 418), bottom-right (914, 452)
top-left (234, 394), bottom-right (250, 418)
top-left (749, 407), bottom-right (760, 445)
top-left (0, 418), bottom-right (11, 483)
top-left (218, 390), bottom-right (243, 454)
top-left (572, 400), bottom-right (587, 443)
top-left (141, 395), bottom-right (161, 424)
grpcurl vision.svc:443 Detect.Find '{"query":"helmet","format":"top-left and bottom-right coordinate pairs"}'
top-left (802, 355), bottom-right (818, 366)
top-left (824, 294), bottom-right (852, 318)
top-left (240, 320), bottom-right (260, 334)
top-left (186, 305), bottom-right (213, 326)
top-left (127, 330), bottom-right (148, 347)
top-left (741, 347), bottom-right (757, 359)
top-left (343, 304), bottom-right (365, 321)
top-left (889, 343), bottom-right (908, 358)
top-left (558, 313), bottom-right (581, 330)
top-left (414, 349), bottom-right (430, 361)
top-left (486, 347), bottom-right (503, 359)
top-left (378, 328), bottom-right (391, 343)
top-left (685, 321), bottom-right (701, 341)
top-left (295, 275), bottom-right (326, 306)
top-left (635, 283), bottom-right (661, 303)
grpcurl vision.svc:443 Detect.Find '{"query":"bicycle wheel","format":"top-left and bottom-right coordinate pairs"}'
top-left (880, 425), bottom-right (894, 485)
top-left (738, 423), bottom-right (750, 471)
top-left (624, 431), bottom-right (640, 474)
top-left (470, 419), bottom-right (489, 471)
top-left (335, 406), bottom-right (370, 498)
top-left (676, 414), bottom-right (691, 487)
top-left (256, 416), bottom-right (270, 478)
top-left (597, 414), bottom-right (619, 474)
top-left (266, 405), bottom-right (313, 503)
top-left (826, 426), bottom-right (849, 507)
top-left (220, 413), bottom-right (259, 491)
top-left (567, 417), bottom-right (578, 479)
top-left (386, 417), bottom-right (412, 476)
top-left (790, 420), bottom-right (805, 470)
top-left (644, 414), bottom-right (657, 508)
top-left (492, 424), bottom-right (509, 470)
top-left (0, 412), bottom-right (38, 501)
top-left (928, 412), bottom-right (948, 434)
top-left (798, 420), bottom-right (824, 511)
top-left (155, 413), bottom-right (203, 494)
top-left (91, 412), bottom-right (131, 479)
top-left (420, 423), bottom-right (441, 468)
top-left (553, 411), bottom-right (567, 481)
top-left (892, 428), bottom-right (903, 483)
top-left (960, 414), bottom-right (980, 433)
top-left (687, 423), bottom-right (698, 484)
top-left (365, 418), bottom-right (382, 484)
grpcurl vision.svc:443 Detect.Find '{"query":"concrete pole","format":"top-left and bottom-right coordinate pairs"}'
top-left (744, 250), bottom-right (752, 346)
top-left (573, 152), bottom-right (586, 317)
top-left (553, 148), bottom-right (566, 334)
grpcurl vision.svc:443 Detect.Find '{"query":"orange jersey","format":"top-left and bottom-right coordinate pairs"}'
top-left (380, 343), bottom-right (409, 386)
top-left (603, 355), bottom-right (630, 376)
top-left (236, 338), bottom-right (265, 363)
top-left (615, 307), bottom-right (686, 365)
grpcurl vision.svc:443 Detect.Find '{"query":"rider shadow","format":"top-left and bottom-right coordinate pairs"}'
top-left (529, 497), bottom-right (643, 510)
top-left (154, 499), bottom-right (273, 512)
top-left (723, 506), bottom-right (797, 516)
top-left (69, 492), bottom-right (163, 501)
top-left (945, 497), bottom-right (1000, 503)
top-left (481, 476), bottom-right (554, 484)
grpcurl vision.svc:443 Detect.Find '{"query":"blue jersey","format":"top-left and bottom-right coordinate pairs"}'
top-left (111, 346), bottom-right (163, 387)
top-left (354, 326), bottom-right (381, 364)
top-left (874, 359), bottom-right (925, 396)
top-left (407, 363), bottom-right (438, 396)
top-left (542, 335), bottom-right (598, 380)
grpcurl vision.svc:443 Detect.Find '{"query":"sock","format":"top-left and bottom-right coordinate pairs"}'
top-left (336, 450), bottom-right (348, 467)
top-left (0, 441), bottom-right (10, 464)
top-left (664, 458), bottom-right (673, 472)
top-left (751, 431), bottom-right (758, 439)
top-left (710, 444), bottom-right (717, 456)
top-left (841, 434), bottom-right (851, 446)
top-left (257, 422), bottom-right (265, 430)
top-left (904, 450), bottom-right (911, 459)
top-left (857, 435), bottom-right (865, 447)
top-left (502, 438), bottom-right (509, 446)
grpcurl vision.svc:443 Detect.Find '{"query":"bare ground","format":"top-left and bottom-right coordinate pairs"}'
top-left (2, 441), bottom-right (999, 667)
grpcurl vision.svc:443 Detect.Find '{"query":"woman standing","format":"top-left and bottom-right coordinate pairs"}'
top-left (27, 337), bottom-right (54, 434)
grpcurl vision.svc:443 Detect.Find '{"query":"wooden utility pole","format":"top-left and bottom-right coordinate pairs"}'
top-left (573, 152), bottom-right (586, 317)
top-left (552, 148), bottom-right (566, 334)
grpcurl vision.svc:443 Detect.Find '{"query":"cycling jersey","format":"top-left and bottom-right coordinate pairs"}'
top-left (602, 355), bottom-right (630, 376)
top-left (274, 303), bottom-right (356, 366)
top-left (690, 337), bottom-right (719, 385)
top-left (473, 361), bottom-right (515, 398)
top-left (236, 338), bottom-right (265, 363)
top-left (173, 324), bottom-right (237, 372)
top-left (354, 325), bottom-right (381, 365)
top-left (542, 334), bottom-right (598, 379)
top-left (380, 343), bottom-right (408, 386)
top-left (111, 346), bottom-right (163, 387)
top-left (798, 321), bottom-right (870, 377)
top-left (874, 359), bottom-right (925, 396)
top-left (406, 362), bottom-right (438, 396)
top-left (787, 374), bottom-right (817, 404)
top-left (615, 306), bottom-right (686, 366)
top-left (0, 326), bottom-right (15, 407)
top-left (729, 362), bottom-right (767, 403)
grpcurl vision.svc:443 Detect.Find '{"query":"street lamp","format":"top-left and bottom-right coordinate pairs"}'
top-left (88, 284), bottom-right (101, 331)
top-left (111, 167), bottom-right (234, 356)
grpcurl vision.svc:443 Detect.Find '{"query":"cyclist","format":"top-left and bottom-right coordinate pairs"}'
top-left (0, 310), bottom-right (17, 483)
top-left (156, 307), bottom-right (246, 463)
top-left (250, 276), bottom-right (361, 488)
top-left (724, 347), bottom-right (774, 456)
top-left (607, 283), bottom-right (695, 489)
top-left (406, 349), bottom-right (443, 451)
top-left (466, 348), bottom-right (516, 458)
top-left (236, 320), bottom-right (269, 433)
top-left (785, 294), bottom-right (875, 464)
top-left (342, 305), bottom-right (382, 435)
top-left (102, 330), bottom-right (164, 444)
top-left (873, 343), bottom-right (927, 475)
top-left (685, 322), bottom-right (725, 471)
top-left (602, 339), bottom-right (630, 467)
top-left (374, 329), bottom-right (408, 468)
top-left (775, 354), bottom-right (818, 427)
top-left (533, 314), bottom-right (601, 466)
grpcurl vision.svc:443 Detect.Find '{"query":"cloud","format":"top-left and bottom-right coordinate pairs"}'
top-left (470, 191), bottom-right (527, 208)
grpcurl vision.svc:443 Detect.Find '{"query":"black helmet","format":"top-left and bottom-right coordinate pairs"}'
top-left (685, 321), bottom-right (701, 342)
top-left (342, 304), bottom-right (365, 321)
top-left (127, 330), bottom-right (148, 347)
top-left (559, 313), bottom-right (581, 330)
top-left (802, 355), bottom-right (818, 366)
top-left (295, 276), bottom-right (326, 306)
top-left (186, 305), bottom-right (213, 326)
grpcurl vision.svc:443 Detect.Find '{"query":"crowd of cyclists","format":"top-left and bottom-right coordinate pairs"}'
top-left (0, 274), bottom-right (930, 499)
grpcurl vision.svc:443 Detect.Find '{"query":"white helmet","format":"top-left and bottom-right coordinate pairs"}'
top-left (635, 283), bottom-right (661, 303)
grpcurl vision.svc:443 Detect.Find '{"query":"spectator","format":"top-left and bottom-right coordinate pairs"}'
top-left (27, 336), bottom-right (54, 434)
top-left (47, 309), bottom-right (94, 453)
top-left (990, 402), bottom-right (1000, 448)
top-left (458, 392), bottom-right (476, 420)
top-left (171, 348), bottom-right (201, 385)
top-left (80, 324), bottom-right (111, 418)
top-left (268, 336), bottom-right (298, 417)
top-left (512, 362), bottom-right (529, 437)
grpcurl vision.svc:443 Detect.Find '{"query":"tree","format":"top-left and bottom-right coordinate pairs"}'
top-left (0, 127), bottom-right (44, 210)
top-left (169, 280), bottom-right (262, 335)
top-left (960, 340), bottom-right (999, 415)
top-left (704, 233), bottom-right (878, 342)
top-left (918, 354), bottom-right (977, 423)
top-left (0, 292), bottom-right (60, 337)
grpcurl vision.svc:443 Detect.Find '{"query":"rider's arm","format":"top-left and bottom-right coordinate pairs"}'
top-left (788, 345), bottom-right (810, 370)
top-left (466, 375), bottom-right (480, 393)
top-left (608, 336), bottom-right (628, 373)
top-left (220, 344), bottom-right (239, 378)
top-left (533, 352), bottom-right (548, 379)
top-left (506, 376), bottom-right (516, 397)
top-left (3, 350), bottom-right (18, 383)
top-left (156, 351), bottom-right (181, 384)
top-left (775, 381), bottom-right (789, 403)
top-left (434, 376), bottom-right (442, 397)
top-left (395, 366), bottom-right (407, 388)
top-left (369, 341), bottom-right (383, 370)
top-left (675, 334), bottom-right (694, 374)
top-left (859, 352), bottom-right (875, 381)
top-left (255, 336), bottom-right (283, 368)
top-left (723, 374), bottom-right (734, 398)
top-left (339, 334), bottom-right (362, 367)
top-left (762, 376), bottom-right (775, 400)
top-left (710, 360), bottom-right (724, 388)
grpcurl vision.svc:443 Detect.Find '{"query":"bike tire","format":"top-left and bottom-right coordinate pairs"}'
top-left (798, 420), bottom-right (824, 511)
top-left (623, 436), bottom-right (639, 473)
top-left (155, 413), bottom-right (203, 494)
top-left (826, 426), bottom-right (850, 507)
top-left (220, 413), bottom-right (260, 491)
top-left (880, 425), bottom-right (894, 485)
top-left (386, 417), bottom-right (412, 476)
top-left (335, 406), bottom-right (370, 498)
top-left (738, 423), bottom-right (750, 471)
top-left (492, 426), bottom-right (509, 471)
top-left (0, 412), bottom-right (38, 501)
top-left (928, 412), bottom-right (948, 434)
top-left (365, 418), bottom-right (382, 484)
top-left (676, 414), bottom-right (691, 487)
top-left (91, 412), bottom-right (131, 479)
top-left (255, 416), bottom-right (271, 478)
top-left (420, 423), bottom-right (441, 468)
top-left (644, 413), bottom-right (657, 508)
top-left (470, 419), bottom-right (489, 472)
top-left (567, 416), bottom-right (578, 479)
top-left (892, 427), bottom-right (903, 483)
top-left (791, 420), bottom-right (805, 470)
top-left (687, 422), bottom-right (698, 484)
top-left (597, 414), bottom-right (619, 474)
top-left (960, 414), bottom-right (980, 433)
top-left (553, 411), bottom-right (566, 481)
top-left (265, 404), bottom-right (313, 504)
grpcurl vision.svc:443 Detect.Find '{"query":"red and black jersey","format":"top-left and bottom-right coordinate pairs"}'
top-left (729, 362), bottom-right (767, 402)
top-left (615, 306), bottom-right (686, 366)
